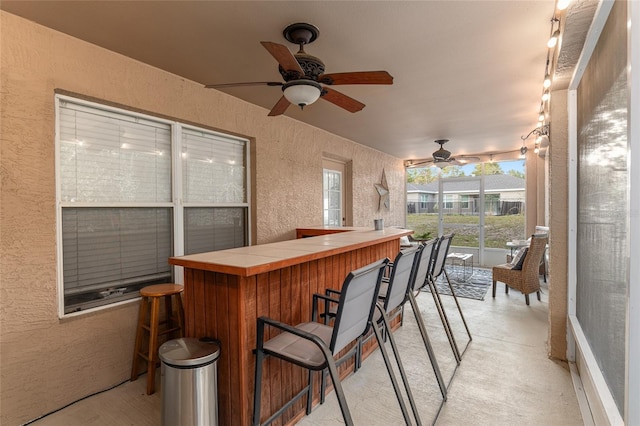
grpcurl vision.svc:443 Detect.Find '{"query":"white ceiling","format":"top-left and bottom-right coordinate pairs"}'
top-left (1, 1), bottom-right (593, 162)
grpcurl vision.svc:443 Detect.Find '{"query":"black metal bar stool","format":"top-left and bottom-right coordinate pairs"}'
top-left (252, 259), bottom-right (391, 426)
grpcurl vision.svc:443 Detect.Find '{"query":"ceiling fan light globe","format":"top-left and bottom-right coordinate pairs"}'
top-left (282, 80), bottom-right (322, 108)
top-left (539, 135), bottom-right (550, 148)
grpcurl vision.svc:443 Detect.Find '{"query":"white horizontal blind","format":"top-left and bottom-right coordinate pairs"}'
top-left (182, 128), bottom-right (246, 203)
top-left (59, 101), bottom-right (171, 203)
top-left (184, 208), bottom-right (246, 255)
top-left (58, 99), bottom-right (174, 314)
top-left (182, 127), bottom-right (248, 254)
top-left (62, 208), bottom-right (172, 308)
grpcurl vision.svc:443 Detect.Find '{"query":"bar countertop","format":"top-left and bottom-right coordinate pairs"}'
top-left (169, 227), bottom-right (412, 277)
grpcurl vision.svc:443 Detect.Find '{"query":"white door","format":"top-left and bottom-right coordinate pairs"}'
top-left (323, 159), bottom-right (346, 226)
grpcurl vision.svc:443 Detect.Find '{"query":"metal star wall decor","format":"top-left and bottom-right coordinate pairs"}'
top-left (374, 169), bottom-right (390, 211)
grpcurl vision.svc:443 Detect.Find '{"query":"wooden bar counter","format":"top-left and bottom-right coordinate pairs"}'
top-left (169, 227), bottom-right (412, 425)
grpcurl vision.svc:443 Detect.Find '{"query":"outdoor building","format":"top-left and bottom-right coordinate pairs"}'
top-left (407, 173), bottom-right (525, 215)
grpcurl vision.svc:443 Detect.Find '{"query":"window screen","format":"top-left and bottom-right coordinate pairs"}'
top-left (575, 0), bottom-right (628, 414)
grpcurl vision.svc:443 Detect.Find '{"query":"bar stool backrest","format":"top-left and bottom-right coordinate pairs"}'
top-left (383, 245), bottom-right (419, 314)
top-left (431, 233), bottom-right (455, 279)
top-left (410, 238), bottom-right (438, 292)
top-left (330, 258), bottom-right (388, 355)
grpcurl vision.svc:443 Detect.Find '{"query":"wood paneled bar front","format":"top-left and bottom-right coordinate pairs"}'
top-left (168, 227), bottom-right (412, 425)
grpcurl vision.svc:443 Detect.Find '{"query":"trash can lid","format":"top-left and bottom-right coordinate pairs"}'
top-left (159, 337), bottom-right (220, 367)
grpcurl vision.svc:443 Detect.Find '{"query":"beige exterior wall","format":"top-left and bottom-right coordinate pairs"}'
top-left (0, 13), bottom-right (405, 425)
top-left (525, 151), bottom-right (539, 235)
top-left (548, 89), bottom-right (569, 360)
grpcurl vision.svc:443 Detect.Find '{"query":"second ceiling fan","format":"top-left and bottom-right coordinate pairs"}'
top-left (407, 140), bottom-right (481, 168)
top-left (205, 22), bottom-right (393, 116)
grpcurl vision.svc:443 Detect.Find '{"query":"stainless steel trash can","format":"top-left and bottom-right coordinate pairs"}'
top-left (159, 337), bottom-right (221, 426)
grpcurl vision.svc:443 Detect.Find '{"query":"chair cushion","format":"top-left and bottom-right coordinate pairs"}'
top-left (511, 247), bottom-right (528, 270)
top-left (263, 322), bottom-right (333, 369)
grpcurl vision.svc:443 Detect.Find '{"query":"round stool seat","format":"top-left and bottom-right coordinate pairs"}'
top-left (140, 283), bottom-right (183, 297)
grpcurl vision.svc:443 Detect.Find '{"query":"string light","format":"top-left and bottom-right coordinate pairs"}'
top-left (547, 18), bottom-right (561, 49)
top-left (523, 10), bottom-right (560, 157)
top-left (547, 28), bottom-right (560, 48)
top-left (542, 90), bottom-right (550, 102)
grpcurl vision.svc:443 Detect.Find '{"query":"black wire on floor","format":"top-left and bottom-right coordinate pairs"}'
top-left (22, 376), bottom-right (136, 425)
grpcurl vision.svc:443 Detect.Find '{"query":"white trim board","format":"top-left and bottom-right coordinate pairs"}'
top-left (569, 315), bottom-right (623, 425)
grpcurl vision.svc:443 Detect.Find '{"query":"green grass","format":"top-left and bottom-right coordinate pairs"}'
top-left (407, 213), bottom-right (525, 248)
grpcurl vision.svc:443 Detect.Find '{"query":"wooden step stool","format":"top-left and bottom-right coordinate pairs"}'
top-left (130, 283), bottom-right (185, 395)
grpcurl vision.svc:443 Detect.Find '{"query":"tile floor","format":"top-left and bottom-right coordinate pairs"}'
top-left (29, 277), bottom-right (584, 426)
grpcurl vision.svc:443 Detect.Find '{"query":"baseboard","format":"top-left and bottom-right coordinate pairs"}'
top-left (568, 315), bottom-right (624, 426)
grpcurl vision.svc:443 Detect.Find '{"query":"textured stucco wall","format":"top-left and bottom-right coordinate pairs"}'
top-left (0, 12), bottom-right (405, 425)
top-left (548, 89), bottom-right (569, 360)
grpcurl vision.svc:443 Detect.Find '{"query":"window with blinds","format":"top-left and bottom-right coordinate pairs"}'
top-left (56, 96), bottom-right (249, 315)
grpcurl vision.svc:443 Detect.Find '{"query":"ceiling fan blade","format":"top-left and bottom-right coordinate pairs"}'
top-left (406, 159), bottom-right (434, 168)
top-left (260, 41), bottom-right (304, 76)
top-left (455, 156), bottom-right (482, 164)
top-left (268, 96), bottom-right (290, 116)
top-left (205, 81), bottom-right (283, 89)
top-left (320, 88), bottom-right (365, 113)
top-left (318, 71), bottom-right (394, 85)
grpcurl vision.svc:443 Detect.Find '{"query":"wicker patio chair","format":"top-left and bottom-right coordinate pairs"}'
top-left (492, 234), bottom-right (548, 305)
top-left (535, 226), bottom-right (549, 282)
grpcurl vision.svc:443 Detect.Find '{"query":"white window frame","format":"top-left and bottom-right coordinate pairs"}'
top-left (55, 94), bottom-right (250, 318)
top-left (460, 194), bottom-right (470, 209)
top-left (419, 193), bottom-right (428, 209)
top-left (443, 194), bottom-right (454, 210)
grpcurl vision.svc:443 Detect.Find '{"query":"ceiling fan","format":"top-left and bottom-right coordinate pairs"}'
top-left (406, 139), bottom-right (481, 168)
top-left (205, 22), bottom-right (393, 116)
